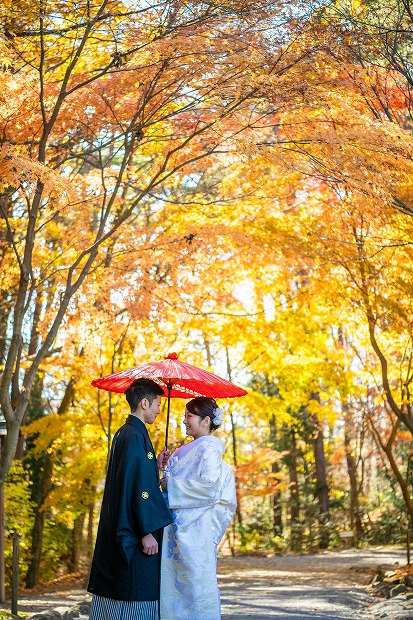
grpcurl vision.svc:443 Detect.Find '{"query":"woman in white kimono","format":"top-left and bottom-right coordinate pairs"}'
top-left (160, 397), bottom-right (237, 620)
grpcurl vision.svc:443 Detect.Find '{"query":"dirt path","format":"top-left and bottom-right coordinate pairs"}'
top-left (218, 549), bottom-right (407, 619)
top-left (6, 548), bottom-right (408, 619)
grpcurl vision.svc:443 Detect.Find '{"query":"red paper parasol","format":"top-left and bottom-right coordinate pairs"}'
top-left (92, 353), bottom-right (247, 446)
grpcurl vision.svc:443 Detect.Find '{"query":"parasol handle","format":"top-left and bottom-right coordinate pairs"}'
top-left (165, 384), bottom-right (172, 450)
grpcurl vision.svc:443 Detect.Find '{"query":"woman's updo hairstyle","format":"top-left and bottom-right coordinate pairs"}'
top-left (186, 397), bottom-right (224, 431)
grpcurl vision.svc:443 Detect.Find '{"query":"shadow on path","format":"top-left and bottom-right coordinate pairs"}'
top-left (219, 548), bottom-right (407, 619)
top-left (5, 548), bottom-right (407, 619)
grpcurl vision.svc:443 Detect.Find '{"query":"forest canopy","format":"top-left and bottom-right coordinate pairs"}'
top-left (1, 0), bottom-right (413, 586)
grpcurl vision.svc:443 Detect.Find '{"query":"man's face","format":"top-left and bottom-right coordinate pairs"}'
top-left (142, 395), bottom-right (162, 424)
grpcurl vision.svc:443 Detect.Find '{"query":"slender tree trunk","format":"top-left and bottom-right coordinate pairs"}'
top-left (272, 459), bottom-right (283, 536)
top-left (313, 426), bottom-right (330, 548)
top-left (87, 489), bottom-right (96, 562)
top-left (384, 446), bottom-right (413, 525)
top-left (354, 248), bottom-right (413, 437)
top-left (343, 404), bottom-right (363, 541)
top-left (25, 379), bottom-right (75, 587)
top-left (15, 375), bottom-right (44, 461)
top-left (23, 370), bottom-right (47, 587)
top-left (70, 512), bottom-right (86, 572)
top-left (15, 284), bottom-right (47, 459)
top-left (0, 291), bottom-right (10, 368)
top-left (225, 348), bottom-right (243, 527)
top-left (203, 336), bottom-right (212, 367)
top-left (270, 415), bottom-right (282, 536)
top-left (0, 193), bottom-right (13, 356)
top-left (310, 393), bottom-right (330, 549)
top-left (103, 342), bottom-right (121, 471)
top-left (225, 530), bottom-right (235, 556)
top-left (371, 417), bottom-right (413, 526)
top-left (25, 451), bottom-right (53, 587)
top-left (287, 428), bottom-right (301, 550)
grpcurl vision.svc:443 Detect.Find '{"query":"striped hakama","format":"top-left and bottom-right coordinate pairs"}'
top-left (90, 595), bottom-right (159, 620)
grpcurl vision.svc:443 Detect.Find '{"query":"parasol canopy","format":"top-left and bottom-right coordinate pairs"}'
top-left (92, 353), bottom-right (247, 447)
top-left (91, 352), bottom-right (247, 398)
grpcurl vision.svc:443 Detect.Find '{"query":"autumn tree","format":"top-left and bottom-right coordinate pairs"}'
top-left (4, 0), bottom-right (413, 580)
top-left (0, 0), bottom-right (318, 486)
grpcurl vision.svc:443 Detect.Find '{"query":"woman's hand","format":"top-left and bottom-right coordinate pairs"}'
top-left (160, 476), bottom-right (169, 492)
top-left (157, 447), bottom-right (170, 470)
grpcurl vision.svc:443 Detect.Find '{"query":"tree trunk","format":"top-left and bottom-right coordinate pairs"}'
top-left (287, 428), bottom-right (301, 550)
top-left (370, 417), bottom-right (413, 526)
top-left (15, 370), bottom-right (44, 460)
top-left (383, 445), bottom-right (413, 526)
top-left (343, 404), bottom-right (363, 541)
top-left (0, 192), bottom-right (13, 367)
top-left (272, 460), bottom-right (283, 536)
top-left (25, 379), bottom-right (75, 587)
top-left (226, 349), bottom-right (243, 528)
top-left (310, 393), bottom-right (330, 549)
top-left (25, 451), bottom-right (53, 587)
top-left (70, 512), bottom-right (86, 572)
top-left (356, 254), bottom-right (413, 437)
top-left (203, 336), bottom-right (213, 367)
top-left (270, 415), bottom-right (283, 536)
top-left (87, 489), bottom-right (96, 562)
top-left (0, 291), bottom-right (10, 368)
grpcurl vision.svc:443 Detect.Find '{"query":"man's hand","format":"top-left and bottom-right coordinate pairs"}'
top-left (157, 447), bottom-right (170, 470)
top-left (142, 533), bottom-right (158, 555)
top-left (160, 476), bottom-right (169, 492)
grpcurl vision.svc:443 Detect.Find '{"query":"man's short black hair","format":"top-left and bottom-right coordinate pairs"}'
top-left (125, 378), bottom-right (164, 412)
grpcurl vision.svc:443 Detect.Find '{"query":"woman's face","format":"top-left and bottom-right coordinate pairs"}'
top-left (183, 408), bottom-right (210, 439)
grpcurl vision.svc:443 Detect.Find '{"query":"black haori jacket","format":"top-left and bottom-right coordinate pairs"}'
top-left (88, 415), bottom-right (173, 601)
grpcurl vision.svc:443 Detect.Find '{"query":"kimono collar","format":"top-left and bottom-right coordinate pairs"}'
top-left (126, 414), bottom-right (149, 436)
top-left (174, 434), bottom-right (225, 461)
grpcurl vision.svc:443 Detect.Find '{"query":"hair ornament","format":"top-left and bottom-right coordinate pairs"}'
top-left (212, 407), bottom-right (224, 426)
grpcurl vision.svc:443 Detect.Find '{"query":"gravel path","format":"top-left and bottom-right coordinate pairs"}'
top-left (218, 549), bottom-right (408, 619)
top-left (8, 548), bottom-right (408, 619)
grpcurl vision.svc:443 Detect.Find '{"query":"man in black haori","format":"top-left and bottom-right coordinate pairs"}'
top-left (88, 378), bottom-right (173, 620)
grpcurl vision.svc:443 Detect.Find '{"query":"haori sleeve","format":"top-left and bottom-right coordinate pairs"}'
top-left (167, 446), bottom-right (223, 509)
